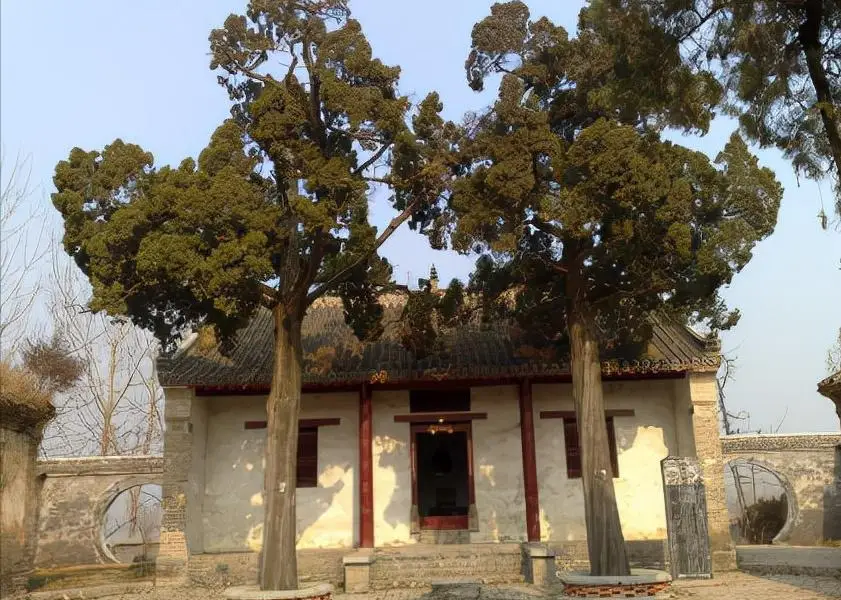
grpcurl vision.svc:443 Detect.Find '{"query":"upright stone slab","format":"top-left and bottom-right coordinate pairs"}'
top-left (661, 457), bottom-right (712, 580)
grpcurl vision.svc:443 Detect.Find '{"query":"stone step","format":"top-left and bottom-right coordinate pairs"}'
top-left (369, 544), bottom-right (525, 589)
top-left (430, 578), bottom-right (481, 600)
top-left (417, 530), bottom-right (471, 545)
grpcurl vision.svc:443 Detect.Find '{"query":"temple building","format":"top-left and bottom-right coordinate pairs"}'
top-left (154, 285), bottom-right (731, 587)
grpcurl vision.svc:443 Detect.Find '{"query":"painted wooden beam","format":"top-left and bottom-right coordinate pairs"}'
top-left (359, 383), bottom-right (374, 548)
top-left (243, 418), bottom-right (341, 430)
top-left (393, 412), bottom-right (488, 423)
top-left (518, 379), bottom-right (540, 543)
top-left (192, 371), bottom-right (686, 396)
top-left (538, 409), bottom-right (635, 420)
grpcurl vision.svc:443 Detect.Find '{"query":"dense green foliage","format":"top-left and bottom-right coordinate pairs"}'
top-left (52, 0), bottom-right (454, 352)
top-left (639, 0), bottom-right (841, 220)
top-left (430, 0), bottom-right (782, 352)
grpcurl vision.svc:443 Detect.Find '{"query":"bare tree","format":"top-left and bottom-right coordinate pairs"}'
top-left (716, 352), bottom-right (752, 435)
top-left (828, 327), bottom-right (841, 374)
top-left (41, 251), bottom-right (164, 457)
top-left (1, 153), bottom-right (163, 460)
top-left (0, 153), bottom-right (49, 356)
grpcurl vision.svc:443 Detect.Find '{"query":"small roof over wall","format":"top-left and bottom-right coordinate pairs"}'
top-left (819, 370), bottom-right (841, 400)
top-left (818, 370), bottom-right (841, 426)
top-left (158, 294), bottom-right (720, 390)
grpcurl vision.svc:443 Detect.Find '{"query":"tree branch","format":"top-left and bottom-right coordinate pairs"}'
top-left (354, 141), bottom-right (393, 176)
top-left (306, 197), bottom-right (422, 303)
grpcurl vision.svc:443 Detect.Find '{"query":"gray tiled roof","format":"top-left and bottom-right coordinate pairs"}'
top-left (157, 295), bottom-right (720, 388)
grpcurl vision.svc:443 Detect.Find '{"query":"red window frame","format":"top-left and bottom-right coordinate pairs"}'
top-left (563, 416), bottom-right (619, 479)
top-left (243, 421), bottom-right (319, 488)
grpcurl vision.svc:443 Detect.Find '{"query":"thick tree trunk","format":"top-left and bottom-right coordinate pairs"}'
top-left (260, 306), bottom-right (303, 591)
top-left (568, 305), bottom-right (630, 576)
top-left (799, 0), bottom-right (841, 201)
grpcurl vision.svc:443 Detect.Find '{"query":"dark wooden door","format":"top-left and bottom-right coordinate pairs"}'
top-left (411, 423), bottom-right (475, 531)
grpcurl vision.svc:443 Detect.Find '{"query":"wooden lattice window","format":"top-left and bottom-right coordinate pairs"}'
top-left (563, 417), bottom-right (619, 479)
top-left (296, 427), bottom-right (318, 488)
top-left (243, 421), bottom-right (319, 488)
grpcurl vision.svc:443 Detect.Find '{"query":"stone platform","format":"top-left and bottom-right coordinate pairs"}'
top-left (224, 582), bottom-right (333, 600)
top-left (557, 569), bottom-right (671, 598)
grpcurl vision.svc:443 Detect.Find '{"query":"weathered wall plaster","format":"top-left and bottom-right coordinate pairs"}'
top-left (722, 433), bottom-right (841, 545)
top-left (470, 385), bottom-right (526, 543)
top-left (533, 379), bottom-right (678, 543)
top-left (198, 382), bottom-right (685, 549)
top-left (201, 392), bottom-right (358, 552)
top-left (672, 377), bottom-right (697, 457)
top-left (0, 426), bottom-right (41, 596)
top-left (32, 456), bottom-right (163, 568)
top-left (371, 390), bottom-right (413, 545)
top-left (186, 395), bottom-right (208, 554)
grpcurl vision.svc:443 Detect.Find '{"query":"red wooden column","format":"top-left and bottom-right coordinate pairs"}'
top-left (519, 379), bottom-right (541, 542)
top-left (359, 383), bottom-right (374, 548)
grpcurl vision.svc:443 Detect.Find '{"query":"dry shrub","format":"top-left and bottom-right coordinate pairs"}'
top-left (737, 495), bottom-right (788, 545)
top-left (21, 335), bottom-right (84, 394)
top-left (0, 360), bottom-right (55, 428)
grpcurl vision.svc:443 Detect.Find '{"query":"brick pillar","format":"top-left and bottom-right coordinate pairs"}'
top-left (156, 386), bottom-right (199, 585)
top-left (685, 371), bottom-right (735, 572)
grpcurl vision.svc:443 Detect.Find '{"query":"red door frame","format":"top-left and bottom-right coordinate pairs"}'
top-left (410, 422), bottom-right (475, 530)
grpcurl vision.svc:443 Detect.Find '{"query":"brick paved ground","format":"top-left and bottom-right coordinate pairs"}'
top-left (20, 574), bottom-right (841, 599)
top-left (671, 573), bottom-right (841, 599)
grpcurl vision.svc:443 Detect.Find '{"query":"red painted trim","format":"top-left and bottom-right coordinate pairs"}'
top-left (192, 371), bottom-right (686, 395)
top-left (421, 515), bottom-right (469, 530)
top-left (540, 409), bottom-right (635, 420)
top-left (410, 425), bottom-right (418, 508)
top-left (410, 423), bottom-right (475, 530)
top-left (359, 384), bottom-right (374, 548)
top-left (394, 412), bottom-right (488, 423)
top-left (518, 379), bottom-right (540, 543)
top-left (465, 423), bottom-right (475, 506)
top-left (243, 418), bottom-right (341, 430)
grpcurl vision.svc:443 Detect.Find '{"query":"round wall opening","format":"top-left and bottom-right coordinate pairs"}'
top-left (723, 459), bottom-right (793, 544)
top-left (101, 483), bottom-right (162, 564)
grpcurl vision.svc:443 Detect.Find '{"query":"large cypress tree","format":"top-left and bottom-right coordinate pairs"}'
top-left (427, 1), bottom-right (782, 575)
top-left (51, 0), bottom-right (454, 590)
top-left (637, 0), bottom-right (841, 221)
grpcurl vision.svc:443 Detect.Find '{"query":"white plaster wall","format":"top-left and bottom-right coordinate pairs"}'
top-left (187, 394), bottom-right (208, 553)
top-left (201, 392), bottom-right (358, 551)
top-left (371, 390), bottom-right (414, 545)
top-left (533, 380), bottom-right (678, 542)
top-left (672, 376), bottom-right (697, 457)
top-left (470, 385), bottom-right (526, 543)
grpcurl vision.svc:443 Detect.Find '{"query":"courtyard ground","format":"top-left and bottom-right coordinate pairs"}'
top-left (20, 572), bottom-right (841, 599)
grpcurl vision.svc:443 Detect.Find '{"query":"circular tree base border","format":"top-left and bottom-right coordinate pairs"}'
top-left (556, 569), bottom-right (671, 598)
top-left (224, 583), bottom-right (333, 600)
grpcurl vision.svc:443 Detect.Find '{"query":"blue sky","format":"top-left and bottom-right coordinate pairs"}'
top-left (2, 1), bottom-right (839, 433)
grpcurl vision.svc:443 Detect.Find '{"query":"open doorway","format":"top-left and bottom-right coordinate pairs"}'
top-left (412, 424), bottom-right (472, 530)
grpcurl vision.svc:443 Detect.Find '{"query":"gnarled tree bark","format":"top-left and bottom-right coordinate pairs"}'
top-left (261, 306), bottom-right (304, 590)
top-left (567, 270), bottom-right (630, 576)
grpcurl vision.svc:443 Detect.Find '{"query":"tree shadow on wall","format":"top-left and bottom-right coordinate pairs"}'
top-left (376, 434), bottom-right (410, 534)
top-left (295, 470), bottom-right (346, 546)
